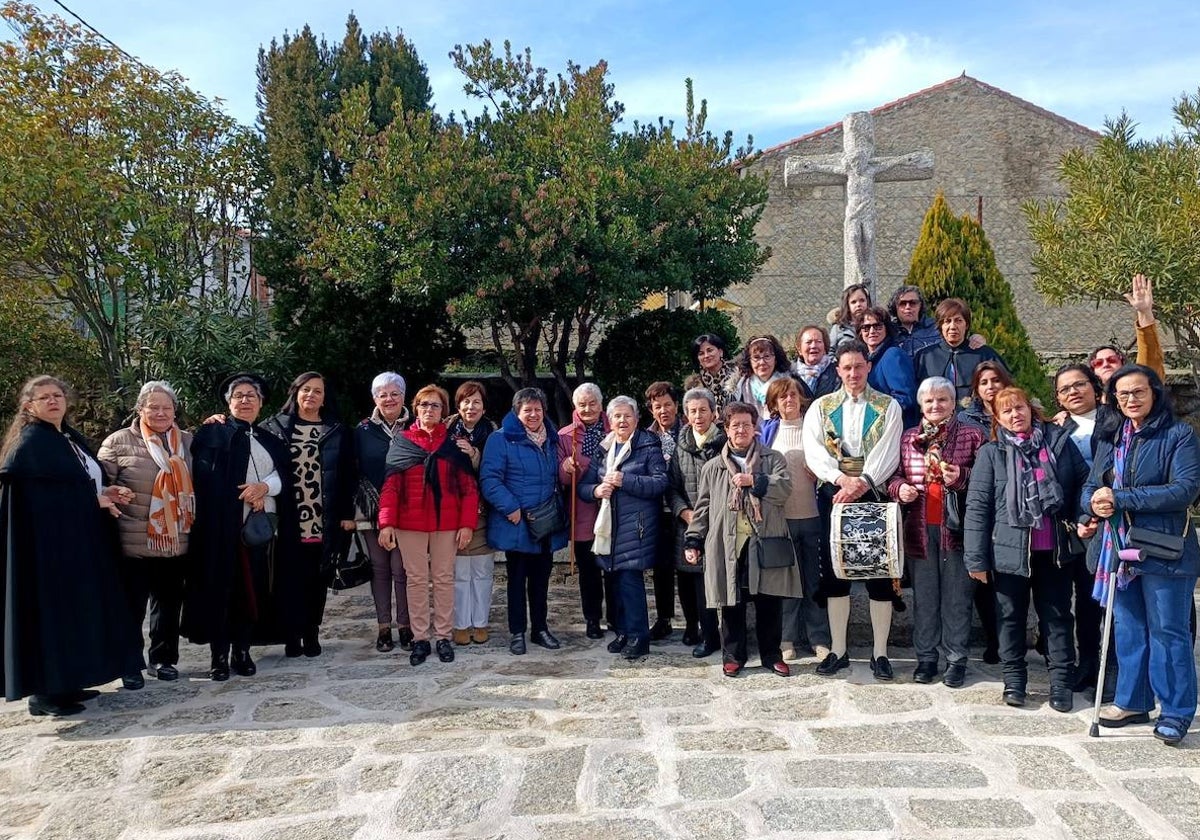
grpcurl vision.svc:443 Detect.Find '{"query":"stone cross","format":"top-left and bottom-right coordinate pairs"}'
top-left (784, 111), bottom-right (933, 294)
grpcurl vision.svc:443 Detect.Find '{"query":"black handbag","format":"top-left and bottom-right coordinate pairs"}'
top-left (241, 510), bottom-right (278, 547)
top-left (944, 489), bottom-right (964, 534)
top-left (1126, 516), bottom-right (1191, 562)
top-left (331, 531), bottom-right (374, 591)
top-left (525, 494), bottom-right (566, 542)
top-left (753, 535), bottom-right (798, 569)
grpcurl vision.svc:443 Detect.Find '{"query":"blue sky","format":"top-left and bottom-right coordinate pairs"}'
top-left (28, 0), bottom-right (1200, 148)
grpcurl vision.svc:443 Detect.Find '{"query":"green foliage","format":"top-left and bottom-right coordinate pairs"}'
top-left (1024, 98), bottom-right (1200, 383)
top-left (908, 192), bottom-right (1051, 405)
top-left (592, 308), bottom-right (740, 406)
top-left (255, 13), bottom-right (460, 411)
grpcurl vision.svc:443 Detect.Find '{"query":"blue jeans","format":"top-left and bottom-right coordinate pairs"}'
top-left (611, 569), bottom-right (650, 643)
top-left (1114, 573), bottom-right (1198, 727)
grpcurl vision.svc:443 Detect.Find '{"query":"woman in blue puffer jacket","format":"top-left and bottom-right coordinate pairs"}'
top-left (1083, 365), bottom-right (1200, 746)
top-left (579, 396), bottom-right (668, 662)
top-left (480, 388), bottom-right (568, 657)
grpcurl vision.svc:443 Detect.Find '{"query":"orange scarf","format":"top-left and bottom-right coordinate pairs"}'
top-left (141, 419), bottom-right (195, 553)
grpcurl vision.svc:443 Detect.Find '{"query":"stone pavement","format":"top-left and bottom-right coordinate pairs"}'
top-left (2, 578), bottom-right (1199, 840)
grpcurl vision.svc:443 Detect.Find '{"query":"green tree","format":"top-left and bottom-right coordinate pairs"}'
top-left (908, 192), bottom-right (1051, 404)
top-left (0, 2), bottom-right (259, 414)
top-left (255, 14), bottom-right (460, 414)
top-left (1024, 96), bottom-right (1200, 384)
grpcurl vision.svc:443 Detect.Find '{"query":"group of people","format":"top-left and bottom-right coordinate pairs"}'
top-left (1, 276), bottom-right (1195, 749)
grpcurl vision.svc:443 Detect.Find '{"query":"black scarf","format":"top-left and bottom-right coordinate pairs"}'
top-left (385, 429), bottom-right (474, 527)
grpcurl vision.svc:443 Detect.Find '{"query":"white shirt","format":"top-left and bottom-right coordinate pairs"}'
top-left (801, 388), bottom-right (903, 487)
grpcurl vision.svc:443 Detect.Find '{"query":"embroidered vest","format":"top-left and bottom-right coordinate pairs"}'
top-left (818, 386), bottom-right (893, 465)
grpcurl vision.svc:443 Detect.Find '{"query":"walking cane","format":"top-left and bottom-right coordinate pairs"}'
top-left (1089, 546), bottom-right (1141, 737)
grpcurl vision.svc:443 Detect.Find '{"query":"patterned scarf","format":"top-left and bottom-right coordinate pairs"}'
top-left (526, 424), bottom-right (548, 448)
top-left (914, 418), bottom-right (950, 484)
top-left (141, 419), bottom-right (195, 553)
top-left (793, 355), bottom-right (832, 391)
top-left (997, 422), bottom-right (1062, 529)
top-left (1093, 420), bottom-right (1137, 602)
top-left (721, 439), bottom-right (763, 524)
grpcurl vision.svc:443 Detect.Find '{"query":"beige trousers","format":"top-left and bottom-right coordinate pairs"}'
top-left (397, 530), bottom-right (457, 642)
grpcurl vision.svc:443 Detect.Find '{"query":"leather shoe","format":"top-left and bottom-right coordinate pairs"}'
top-left (151, 663), bottom-right (179, 682)
top-left (942, 662), bottom-right (966, 689)
top-left (622, 638), bottom-right (650, 660)
top-left (1049, 686), bottom-right (1073, 713)
top-left (1098, 706), bottom-right (1151, 728)
top-left (815, 651), bottom-right (849, 676)
top-left (913, 661), bottom-right (938, 684)
top-left (681, 625), bottom-right (701, 646)
top-left (585, 621), bottom-right (604, 640)
top-left (722, 660), bottom-right (743, 677)
top-left (607, 634), bottom-right (628, 654)
top-left (648, 617), bottom-right (673, 641)
top-left (509, 633), bottom-right (526, 656)
top-left (121, 673), bottom-right (145, 691)
top-left (436, 639), bottom-right (455, 662)
top-left (530, 629), bottom-right (561, 650)
top-left (769, 661), bottom-right (790, 677)
top-left (397, 626), bottom-right (415, 651)
top-left (231, 648), bottom-right (256, 677)
top-left (302, 632), bottom-right (322, 658)
top-left (1003, 687), bottom-right (1027, 707)
top-left (870, 656), bottom-right (894, 682)
top-left (692, 641), bottom-right (719, 659)
top-left (410, 640), bottom-right (431, 666)
top-left (284, 639), bottom-right (303, 658)
top-left (209, 654), bottom-right (230, 682)
top-left (376, 628), bottom-right (395, 653)
top-left (28, 695), bottom-right (85, 717)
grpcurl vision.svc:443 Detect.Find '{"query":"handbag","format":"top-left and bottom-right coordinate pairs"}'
top-left (355, 477), bottom-right (381, 524)
top-left (331, 531), bottom-right (374, 591)
top-left (241, 510), bottom-right (279, 547)
top-left (1126, 515), bottom-right (1192, 562)
top-left (753, 535), bottom-right (798, 569)
top-left (525, 494), bottom-right (566, 542)
top-left (944, 489), bottom-right (964, 534)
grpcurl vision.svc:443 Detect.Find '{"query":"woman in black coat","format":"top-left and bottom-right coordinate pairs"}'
top-left (0, 376), bottom-right (142, 716)
top-left (261, 371), bottom-right (355, 657)
top-left (579, 396), bottom-right (669, 661)
top-left (964, 386), bottom-right (1088, 712)
top-left (186, 373), bottom-right (301, 681)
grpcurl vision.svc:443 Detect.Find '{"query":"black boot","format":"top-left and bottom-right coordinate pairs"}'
top-left (302, 629), bottom-right (322, 657)
top-left (231, 647), bottom-right (256, 676)
top-left (209, 652), bottom-right (230, 682)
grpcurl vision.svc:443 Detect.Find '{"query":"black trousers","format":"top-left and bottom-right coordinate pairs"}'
top-left (576, 539), bottom-right (616, 626)
top-left (297, 541), bottom-right (330, 637)
top-left (1071, 549), bottom-right (1105, 669)
top-left (211, 544), bottom-right (262, 657)
top-left (677, 570), bottom-right (719, 645)
top-left (721, 545), bottom-right (783, 666)
top-left (651, 511), bottom-right (676, 620)
top-left (506, 548), bottom-right (553, 635)
top-left (120, 556), bottom-right (186, 666)
top-left (994, 551), bottom-right (1075, 689)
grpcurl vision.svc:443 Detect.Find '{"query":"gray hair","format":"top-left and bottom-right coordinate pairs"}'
top-left (135, 380), bottom-right (179, 411)
top-left (917, 376), bottom-right (956, 403)
top-left (572, 381), bottom-right (603, 405)
top-left (370, 371), bottom-right (407, 398)
top-left (223, 376), bottom-right (264, 403)
top-left (606, 395), bottom-right (638, 419)
top-left (512, 387), bottom-right (547, 413)
top-left (681, 387), bottom-right (716, 412)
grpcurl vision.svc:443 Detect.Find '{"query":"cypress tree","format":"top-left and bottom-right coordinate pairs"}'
top-left (907, 192), bottom-right (1051, 406)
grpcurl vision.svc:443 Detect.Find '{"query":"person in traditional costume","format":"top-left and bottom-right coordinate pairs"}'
top-left (378, 385), bottom-right (478, 666)
top-left (261, 371), bottom-right (354, 658)
top-left (1, 375), bottom-right (142, 716)
top-left (185, 373), bottom-right (301, 681)
top-left (98, 380), bottom-right (194, 687)
top-left (684, 401), bottom-right (801, 677)
top-left (802, 342), bottom-right (903, 681)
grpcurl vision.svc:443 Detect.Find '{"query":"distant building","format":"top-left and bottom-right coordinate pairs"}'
top-left (733, 74), bottom-right (1135, 356)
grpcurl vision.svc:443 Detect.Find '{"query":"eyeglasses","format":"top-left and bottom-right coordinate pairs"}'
top-left (726, 422), bottom-right (756, 432)
top-left (896, 299), bottom-right (921, 307)
top-left (1091, 355), bottom-right (1122, 368)
top-left (375, 391), bottom-right (404, 400)
top-left (230, 392), bottom-right (260, 402)
top-left (859, 323), bottom-right (885, 332)
top-left (1115, 388), bottom-right (1150, 404)
top-left (415, 401), bottom-right (442, 410)
top-left (31, 393), bottom-right (65, 403)
top-left (1055, 381), bottom-right (1090, 396)
top-left (749, 353), bottom-right (773, 361)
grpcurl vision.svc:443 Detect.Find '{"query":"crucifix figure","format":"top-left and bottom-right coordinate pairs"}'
top-left (784, 111), bottom-right (933, 295)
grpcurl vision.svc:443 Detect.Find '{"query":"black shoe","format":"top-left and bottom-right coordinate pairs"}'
top-left (982, 646), bottom-right (1000, 665)
top-left (530, 629), bottom-right (561, 650)
top-left (1049, 687), bottom-right (1073, 713)
top-left (209, 654), bottom-right (230, 682)
top-left (681, 625), bottom-right (701, 646)
top-left (509, 633), bottom-right (526, 656)
top-left (409, 640), bottom-right (431, 666)
top-left (1003, 686), bottom-right (1027, 707)
top-left (607, 634), bottom-right (629, 654)
top-left (942, 662), bottom-right (967, 689)
top-left (28, 695), bottom-right (85, 717)
top-left (150, 663), bottom-right (179, 682)
top-left (648, 618), bottom-right (673, 641)
top-left (870, 656), bottom-right (894, 682)
top-left (376, 628), bottom-right (395, 653)
top-left (816, 651), bottom-right (850, 676)
top-left (585, 620), bottom-right (604, 640)
top-left (913, 661), bottom-right (938, 684)
top-left (622, 638), bottom-right (650, 660)
top-left (397, 626), bottom-right (415, 651)
top-left (302, 632), bottom-right (322, 658)
top-left (436, 639), bottom-right (455, 663)
top-left (64, 689), bottom-right (101, 703)
top-left (692, 641), bottom-right (719, 658)
top-left (284, 639), bottom-right (303, 658)
top-left (231, 648), bottom-right (256, 677)
top-left (121, 673), bottom-right (145, 691)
